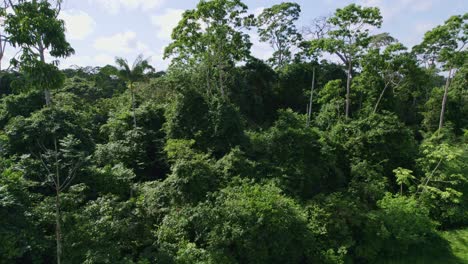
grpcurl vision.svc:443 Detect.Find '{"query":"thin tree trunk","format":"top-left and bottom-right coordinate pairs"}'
top-left (38, 43), bottom-right (52, 106)
top-left (345, 59), bottom-right (352, 119)
top-left (206, 63), bottom-right (212, 97)
top-left (45, 89), bottom-right (52, 106)
top-left (55, 187), bottom-right (62, 264)
top-left (217, 37), bottom-right (226, 98)
top-left (219, 65), bottom-right (225, 98)
top-left (54, 137), bottom-right (62, 264)
top-left (131, 85), bottom-right (137, 128)
top-left (306, 67), bottom-right (316, 127)
top-left (438, 68), bottom-right (453, 131)
top-left (417, 156), bottom-right (444, 195)
top-left (373, 82), bottom-right (390, 114)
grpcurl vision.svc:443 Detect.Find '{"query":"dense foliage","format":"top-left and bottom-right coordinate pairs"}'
top-left (0, 1), bottom-right (466, 263)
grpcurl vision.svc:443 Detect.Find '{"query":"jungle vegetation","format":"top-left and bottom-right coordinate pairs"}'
top-left (0, 0), bottom-right (467, 263)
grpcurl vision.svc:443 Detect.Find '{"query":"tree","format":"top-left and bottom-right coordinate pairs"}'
top-left (114, 55), bottom-right (154, 128)
top-left (157, 181), bottom-right (319, 263)
top-left (308, 4), bottom-right (382, 118)
top-left (415, 133), bottom-right (467, 226)
top-left (96, 101), bottom-right (167, 180)
top-left (273, 61), bottom-right (346, 114)
top-left (0, 159), bottom-right (36, 262)
top-left (370, 193), bottom-right (437, 259)
top-left (316, 79), bottom-right (345, 129)
top-left (355, 42), bottom-right (416, 115)
top-left (257, 2), bottom-right (302, 69)
top-left (32, 135), bottom-right (88, 264)
top-left (369, 32), bottom-right (396, 49)
top-left (64, 195), bottom-right (140, 263)
top-left (4, 0), bottom-right (74, 105)
top-left (164, 0), bottom-right (254, 97)
top-left (413, 13), bottom-right (467, 131)
top-left (166, 88), bottom-right (245, 157)
top-left (229, 58), bottom-right (277, 125)
top-left (371, 44), bottom-right (405, 114)
top-left (328, 111), bottom-right (417, 179)
top-left (393, 167), bottom-right (415, 195)
top-left (421, 65), bottom-right (467, 133)
top-left (248, 109), bottom-right (342, 199)
top-left (163, 139), bottom-right (219, 204)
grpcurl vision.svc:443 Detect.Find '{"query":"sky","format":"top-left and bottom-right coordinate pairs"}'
top-left (5, 0), bottom-right (467, 70)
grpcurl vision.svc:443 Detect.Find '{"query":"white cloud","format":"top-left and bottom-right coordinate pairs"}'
top-left (151, 8), bottom-right (184, 41)
top-left (136, 41), bottom-right (151, 53)
top-left (60, 10), bottom-right (96, 40)
top-left (89, 0), bottom-right (165, 14)
top-left (359, 0), bottom-right (436, 21)
top-left (94, 54), bottom-right (116, 65)
top-left (135, 41), bottom-right (158, 60)
top-left (93, 31), bottom-right (138, 53)
top-left (402, 22), bottom-right (435, 47)
top-left (322, 0), bottom-right (335, 5)
top-left (91, 29), bottom-right (159, 54)
top-left (92, 30), bottom-right (162, 68)
top-left (401, 0), bottom-right (434, 11)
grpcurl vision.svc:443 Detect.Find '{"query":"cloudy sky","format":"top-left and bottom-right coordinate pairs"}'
top-left (9, 0), bottom-right (467, 70)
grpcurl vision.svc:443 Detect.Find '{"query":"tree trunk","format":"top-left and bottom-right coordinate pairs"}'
top-left (218, 63), bottom-right (225, 98)
top-left (55, 187), bottom-right (62, 264)
top-left (206, 63), bottom-right (212, 97)
top-left (45, 89), bottom-right (52, 106)
top-left (131, 85), bottom-right (137, 128)
top-left (345, 59), bottom-right (352, 119)
top-left (373, 82), bottom-right (390, 114)
top-left (54, 137), bottom-right (62, 264)
top-left (438, 69), bottom-right (453, 131)
top-left (39, 43), bottom-right (52, 106)
top-left (306, 67), bottom-right (316, 127)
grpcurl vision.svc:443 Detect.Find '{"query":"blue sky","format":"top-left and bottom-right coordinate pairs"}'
top-left (11, 0), bottom-right (466, 70)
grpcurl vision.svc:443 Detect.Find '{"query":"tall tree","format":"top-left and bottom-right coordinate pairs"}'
top-left (257, 2), bottom-right (302, 69)
top-left (34, 135), bottom-right (87, 264)
top-left (3, 3), bottom-right (76, 263)
top-left (414, 13), bottom-right (467, 131)
top-left (4, 0), bottom-right (74, 105)
top-left (115, 55), bottom-right (154, 128)
top-left (308, 4), bottom-right (382, 118)
top-left (356, 42), bottom-right (414, 114)
top-left (164, 0), bottom-right (254, 97)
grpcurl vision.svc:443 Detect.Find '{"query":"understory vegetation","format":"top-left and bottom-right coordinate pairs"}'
top-left (0, 0), bottom-right (467, 263)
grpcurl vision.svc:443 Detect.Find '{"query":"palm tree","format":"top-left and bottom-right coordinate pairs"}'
top-left (115, 54), bottom-right (154, 128)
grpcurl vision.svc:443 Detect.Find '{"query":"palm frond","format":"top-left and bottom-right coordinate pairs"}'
top-left (133, 55), bottom-right (155, 81)
top-left (115, 55), bottom-right (155, 83)
top-left (132, 54), bottom-right (144, 70)
top-left (115, 57), bottom-right (131, 72)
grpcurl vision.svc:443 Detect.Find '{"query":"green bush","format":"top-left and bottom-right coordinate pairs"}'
top-left (157, 181), bottom-right (319, 263)
top-left (359, 194), bottom-right (438, 260)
